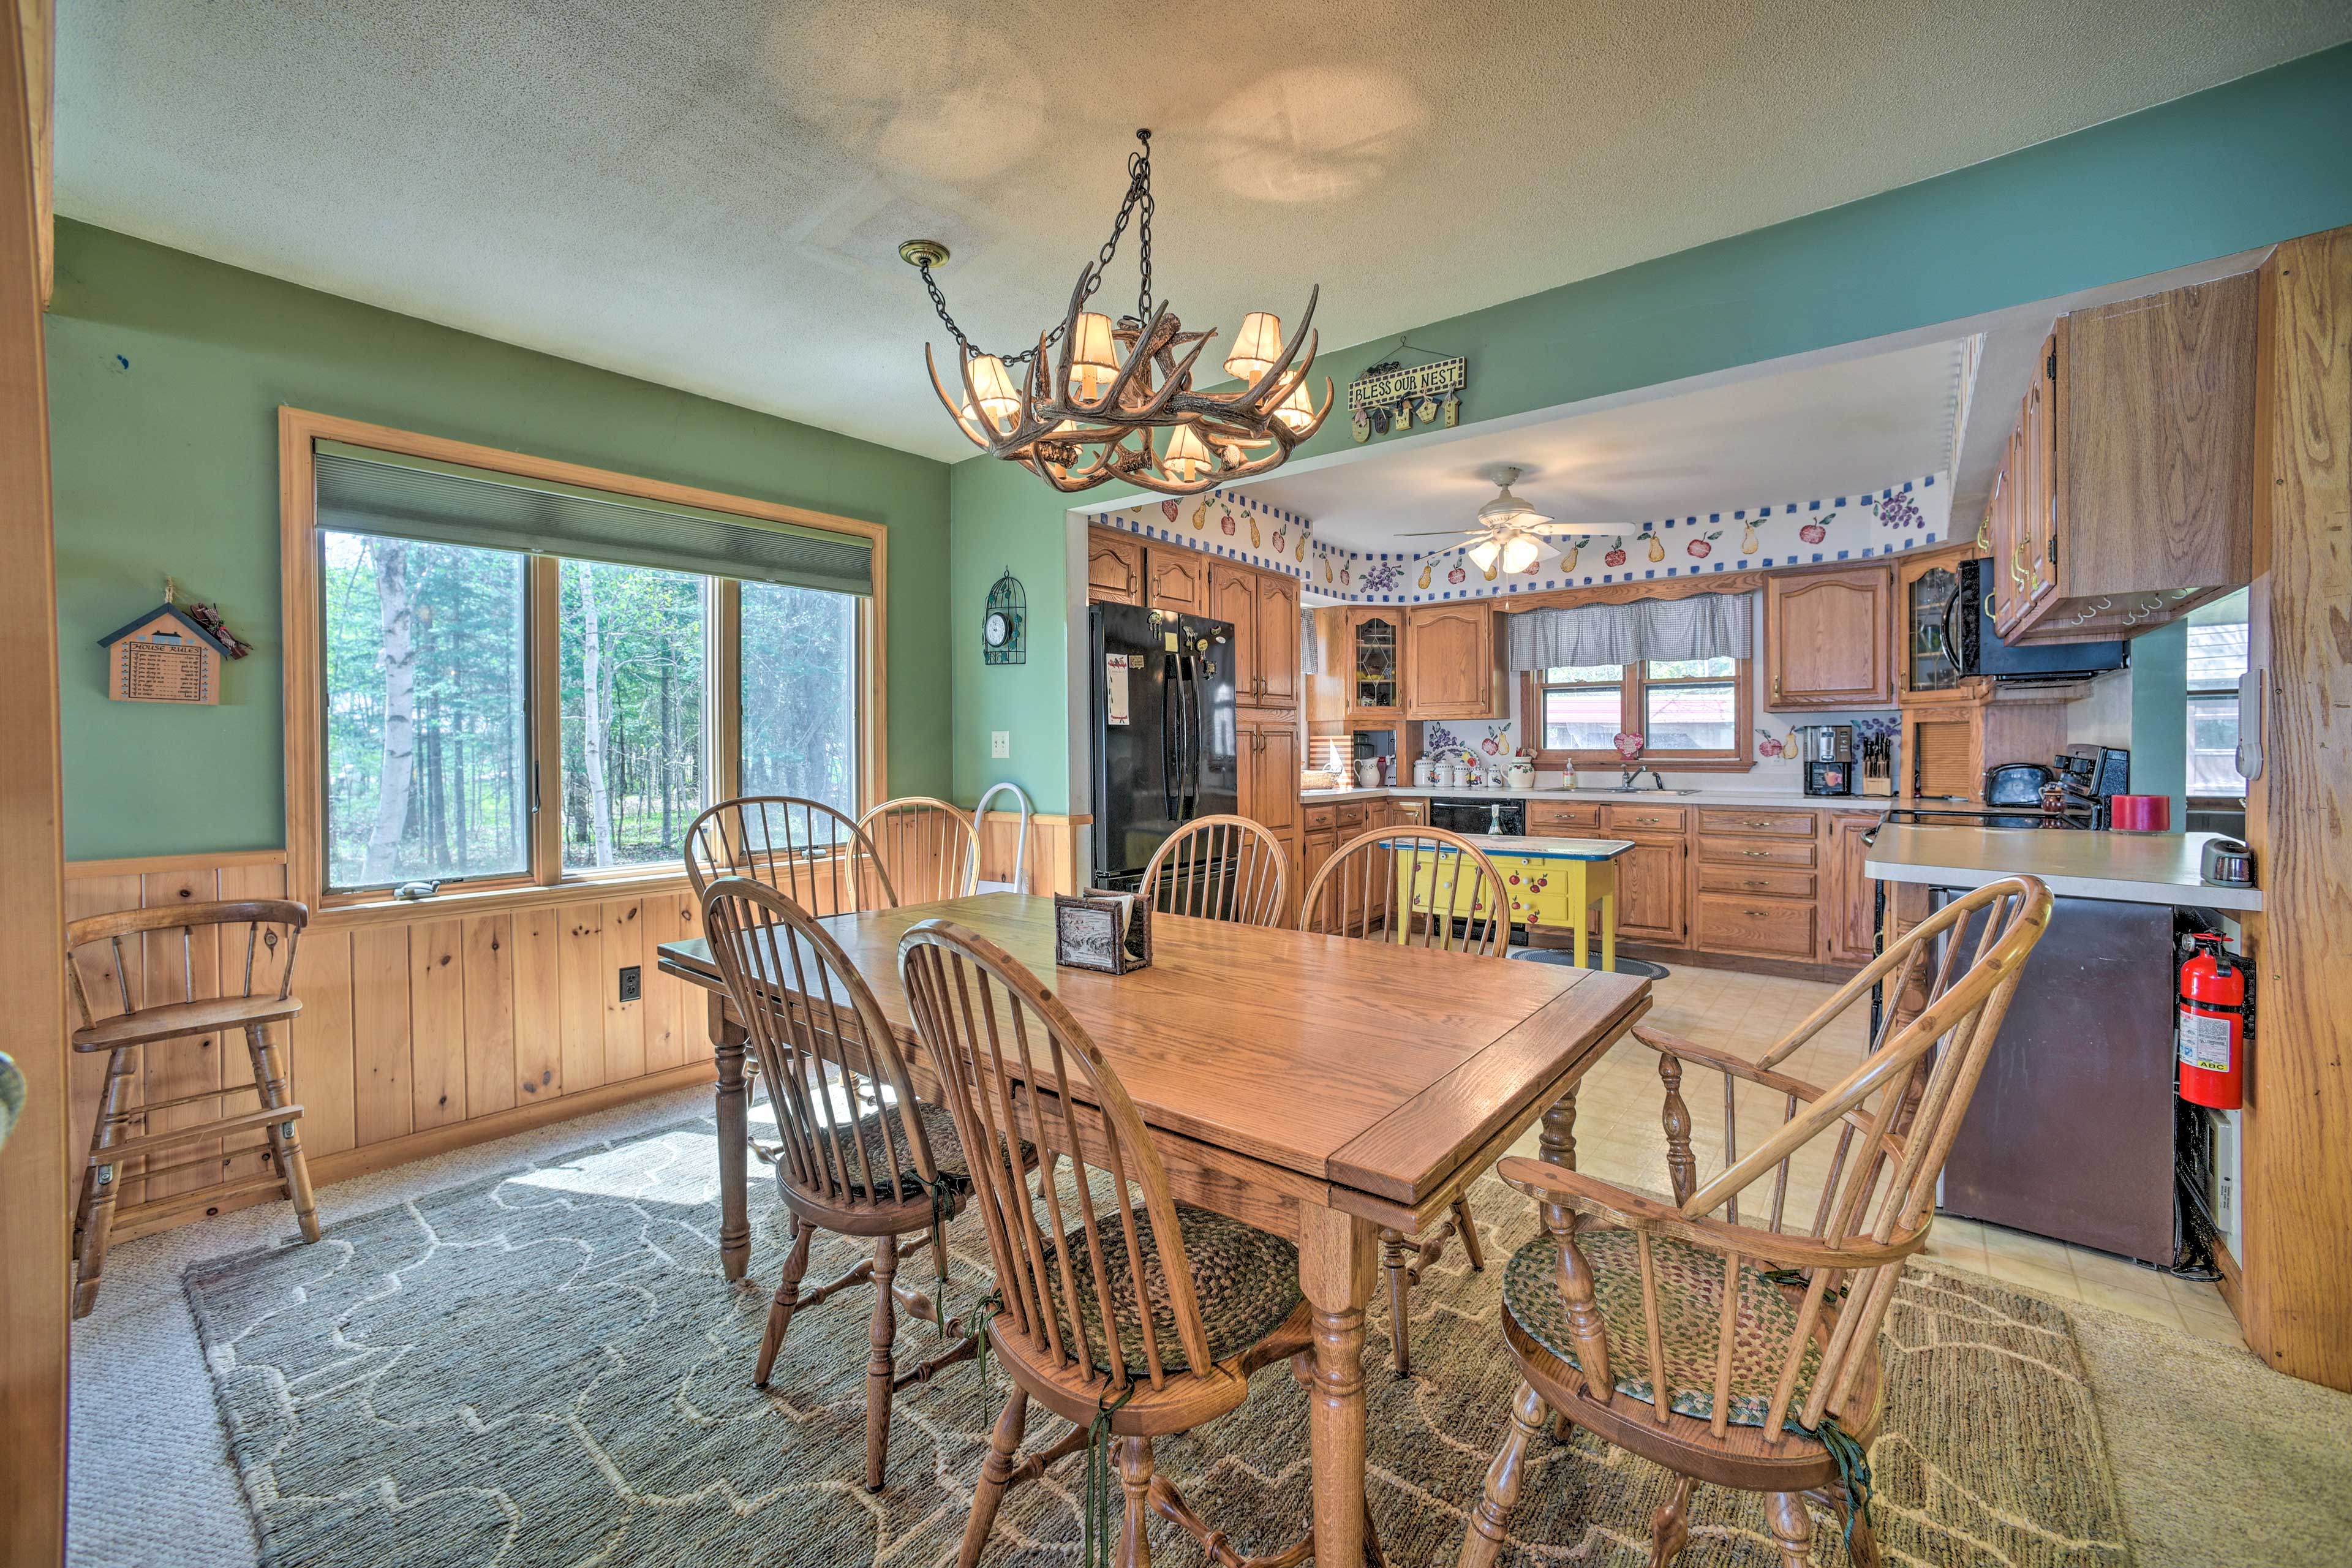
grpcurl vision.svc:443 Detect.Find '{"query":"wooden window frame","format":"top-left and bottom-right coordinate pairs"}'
top-left (1520, 658), bottom-right (1754, 772)
top-left (280, 407), bottom-right (888, 922)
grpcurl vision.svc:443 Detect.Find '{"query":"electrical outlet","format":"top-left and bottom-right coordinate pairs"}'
top-left (990, 729), bottom-right (1010, 759)
top-left (617, 965), bottom-right (641, 1003)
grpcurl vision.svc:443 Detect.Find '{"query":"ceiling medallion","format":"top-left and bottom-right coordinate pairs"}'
top-left (903, 129), bottom-right (1333, 496)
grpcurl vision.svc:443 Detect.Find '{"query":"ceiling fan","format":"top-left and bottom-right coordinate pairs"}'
top-left (1399, 466), bottom-right (1582, 573)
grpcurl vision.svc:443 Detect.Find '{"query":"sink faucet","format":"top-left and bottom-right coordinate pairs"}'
top-left (1647, 769), bottom-right (1668, 791)
top-left (1620, 766), bottom-right (1639, 791)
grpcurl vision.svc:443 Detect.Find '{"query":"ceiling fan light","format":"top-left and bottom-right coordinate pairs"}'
top-left (1070, 312), bottom-right (1120, 398)
top-left (1501, 534), bottom-right (1542, 574)
top-left (1162, 422), bottom-right (1214, 484)
top-left (1272, 379), bottom-right (1316, 434)
top-left (1468, 537), bottom-right (1503, 572)
top-left (967, 354), bottom-right (1021, 426)
top-left (1224, 311), bottom-right (1283, 381)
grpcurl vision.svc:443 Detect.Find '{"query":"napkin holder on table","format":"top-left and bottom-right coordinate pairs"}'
top-left (1053, 888), bottom-right (1153, 974)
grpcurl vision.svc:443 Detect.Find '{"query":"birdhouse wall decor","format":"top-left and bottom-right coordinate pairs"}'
top-left (982, 568), bottom-right (1027, 665)
top-left (99, 603), bottom-right (241, 704)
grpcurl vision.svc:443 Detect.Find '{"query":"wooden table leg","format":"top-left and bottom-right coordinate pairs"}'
top-left (1301, 1204), bottom-right (1379, 1567)
top-left (1537, 1083), bottom-right (1578, 1171)
top-left (709, 992), bottom-right (752, 1284)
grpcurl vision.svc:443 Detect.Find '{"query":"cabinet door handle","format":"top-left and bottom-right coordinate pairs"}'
top-left (1741, 850), bottom-right (1771, 859)
top-left (1744, 878), bottom-right (1769, 888)
top-left (1741, 819), bottom-right (1772, 828)
top-left (1746, 908), bottom-right (1770, 919)
top-left (1771, 674), bottom-right (1782, 703)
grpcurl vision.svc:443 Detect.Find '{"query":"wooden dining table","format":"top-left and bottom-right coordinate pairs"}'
top-left (657, 891), bottom-right (1650, 1566)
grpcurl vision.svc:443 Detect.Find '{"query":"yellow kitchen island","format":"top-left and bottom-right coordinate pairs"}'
top-left (1404, 834), bottom-right (1635, 971)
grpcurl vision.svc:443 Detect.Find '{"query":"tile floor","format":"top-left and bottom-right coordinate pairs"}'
top-left (1506, 956), bottom-right (2242, 1346)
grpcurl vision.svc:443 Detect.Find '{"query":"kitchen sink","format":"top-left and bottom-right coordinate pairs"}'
top-left (1592, 786), bottom-right (1703, 796)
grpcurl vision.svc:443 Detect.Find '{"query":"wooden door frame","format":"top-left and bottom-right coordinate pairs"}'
top-left (0, 1), bottom-right (69, 1559)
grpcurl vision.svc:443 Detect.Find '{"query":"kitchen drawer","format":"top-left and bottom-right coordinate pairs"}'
top-left (1528, 801), bottom-right (1602, 832)
top-left (1393, 800), bottom-right (1428, 824)
top-left (1335, 802), bottom-right (1368, 828)
top-left (1602, 804), bottom-right (1688, 834)
top-left (1305, 804), bottom-right (1337, 831)
top-left (1695, 835), bottom-right (1817, 869)
top-left (1695, 807), bottom-right (1819, 839)
top-left (1696, 894), bottom-right (1820, 959)
top-left (1697, 864), bottom-right (1819, 899)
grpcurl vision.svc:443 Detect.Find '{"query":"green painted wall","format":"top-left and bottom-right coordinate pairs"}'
top-left (950, 42), bottom-right (2352, 810)
top-left (49, 221), bottom-right (951, 861)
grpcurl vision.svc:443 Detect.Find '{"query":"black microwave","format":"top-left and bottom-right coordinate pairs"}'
top-left (1949, 559), bottom-right (2127, 683)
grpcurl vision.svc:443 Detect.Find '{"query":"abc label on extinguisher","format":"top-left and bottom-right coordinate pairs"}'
top-left (2178, 1011), bottom-right (2233, 1073)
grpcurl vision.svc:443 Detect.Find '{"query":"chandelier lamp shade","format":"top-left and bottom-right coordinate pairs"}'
top-left (902, 129), bottom-right (1334, 496)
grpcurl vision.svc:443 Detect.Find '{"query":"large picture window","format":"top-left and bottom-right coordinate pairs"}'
top-left (1525, 656), bottom-right (1751, 769)
top-left (288, 412), bottom-right (884, 908)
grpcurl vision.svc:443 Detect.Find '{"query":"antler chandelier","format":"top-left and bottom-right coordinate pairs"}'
top-left (903, 129), bottom-right (1332, 496)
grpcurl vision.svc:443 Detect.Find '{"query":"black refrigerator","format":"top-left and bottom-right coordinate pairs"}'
top-left (1088, 601), bottom-right (1238, 890)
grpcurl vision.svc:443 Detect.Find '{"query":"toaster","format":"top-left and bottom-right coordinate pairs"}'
top-left (1982, 762), bottom-right (2056, 808)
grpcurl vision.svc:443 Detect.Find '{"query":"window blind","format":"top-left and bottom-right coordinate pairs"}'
top-left (312, 440), bottom-right (874, 597)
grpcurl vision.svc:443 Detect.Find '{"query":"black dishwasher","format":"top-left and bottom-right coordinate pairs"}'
top-left (1428, 797), bottom-right (1525, 837)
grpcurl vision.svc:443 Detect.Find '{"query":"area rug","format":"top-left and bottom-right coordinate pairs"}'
top-left (187, 1120), bottom-right (2132, 1567)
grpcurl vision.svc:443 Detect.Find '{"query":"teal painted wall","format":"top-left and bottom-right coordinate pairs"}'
top-left (950, 42), bottom-right (2352, 810)
top-left (2129, 620), bottom-right (2190, 824)
top-left (49, 221), bottom-right (951, 861)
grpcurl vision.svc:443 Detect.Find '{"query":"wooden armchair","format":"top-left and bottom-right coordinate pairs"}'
top-left (684, 795), bottom-right (895, 911)
top-left (1138, 813), bottom-right (1289, 927)
top-left (1458, 875), bottom-right (2052, 1567)
top-left (1300, 827), bottom-right (1510, 1376)
top-left (898, 919), bottom-right (1374, 1568)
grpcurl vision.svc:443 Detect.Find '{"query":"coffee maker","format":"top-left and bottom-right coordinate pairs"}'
top-left (1799, 723), bottom-right (1855, 797)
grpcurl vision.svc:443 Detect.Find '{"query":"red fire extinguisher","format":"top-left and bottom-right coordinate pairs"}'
top-left (2177, 933), bottom-right (2246, 1110)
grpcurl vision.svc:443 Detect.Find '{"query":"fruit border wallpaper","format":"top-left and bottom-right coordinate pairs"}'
top-left (1084, 472), bottom-right (1948, 606)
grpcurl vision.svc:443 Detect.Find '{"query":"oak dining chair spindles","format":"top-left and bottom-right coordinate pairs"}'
top-left (898, 919), bottom-right (1378, 1568)
top-left (700, 876), bottom-right (993, 1491)
top-left (1137, 813), bottom-right (1289, 927)
top-left (62, 899), bottom-right (322, 1317)
top-left (684, 796), bottom-right (896, 911)
top-left (1299, 826), bottom-right (1512, 1376)
top-left (1457, 875), bottom-right (2053, 1568)
top-left (859, 796), bottom-right (981, 907)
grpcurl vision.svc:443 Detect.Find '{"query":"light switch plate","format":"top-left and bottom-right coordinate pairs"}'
top-left (990, 730), bottom-right (1010, 759)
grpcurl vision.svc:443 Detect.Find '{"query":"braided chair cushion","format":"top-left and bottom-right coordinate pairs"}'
top-left (1502, 1229), bottom-right (1822, 1427)
top-left (827, 1101), bottom-right (1029, 1204)
top-left (1039, 1204), bottom-right (1303, 1376)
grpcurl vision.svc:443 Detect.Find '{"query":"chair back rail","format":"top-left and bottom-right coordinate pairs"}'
top-left (859, 796), bottom-right (980, 907)
top-left (1137, 814), bottom-right (1288, 927)
top-left (1517, 874), bottom-right (2052, 1448)
top-left (64, 899), bottom-right (307, 1033)
top-left (1296, 827), bottom-right (1512, 957)
top-left (700, 876), bottom-right (937, 1218)
top-left (684, 796), bottom-right (896, 913)
top-left (898, 918), bottom-right (1212, 1395)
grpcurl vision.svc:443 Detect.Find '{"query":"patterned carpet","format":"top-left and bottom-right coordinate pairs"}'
top-left (186, 1119), bottom-right (2131, 1567)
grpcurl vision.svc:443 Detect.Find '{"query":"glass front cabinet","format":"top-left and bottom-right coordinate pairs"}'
top-left (1896, 548), bottom-right (1983, 704)
top-left (1346, 611), bottom-right (1403, 717)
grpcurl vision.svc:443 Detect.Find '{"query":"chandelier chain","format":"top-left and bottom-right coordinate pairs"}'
top-left (921, 130), bottom-right (1156, 366)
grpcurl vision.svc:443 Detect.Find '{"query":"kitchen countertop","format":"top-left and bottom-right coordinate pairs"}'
top-left (1425, 834), bottom-right (1636, 859)
top-left (1301, 784), bottom-right (1891, 810)
top-left (1864, 825), bottom-right (2261, 911)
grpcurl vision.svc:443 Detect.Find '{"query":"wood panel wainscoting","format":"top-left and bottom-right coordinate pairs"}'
top-left (58, 815), bottom-right (1083, 1241)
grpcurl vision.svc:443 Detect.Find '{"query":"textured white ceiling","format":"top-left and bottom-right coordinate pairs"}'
top-left (1240, 339), bottom-right (1969, 554)
top-left (55, 2), bottom-right (2352, 461)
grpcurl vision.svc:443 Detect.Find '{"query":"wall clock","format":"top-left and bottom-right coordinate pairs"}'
top-left (982, 568), bottom-right (1027, 665)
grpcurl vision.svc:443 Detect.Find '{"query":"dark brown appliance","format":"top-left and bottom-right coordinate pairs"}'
top-left (1982, 762), bottom-right (2056, 807)
top-left (2053, 744), bottom-right (2132, 829)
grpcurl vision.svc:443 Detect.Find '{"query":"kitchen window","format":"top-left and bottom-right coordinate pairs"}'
top-left (2185, 611), bottom-right (2250, 801)
top-left (287, 412), bottom-right (883, 909)
top-left (1525, 656), bottom-right (1752, 770)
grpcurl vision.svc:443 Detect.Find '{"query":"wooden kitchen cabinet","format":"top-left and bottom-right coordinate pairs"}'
top-left (1237, 716), bottom-right (1298, 838)
top-left (1148, 549), bottom-right (1205, 616)
top-left (1613, 834), bottom-right (1687, 946)
top-left (1343, 610), bottom-right (1405, 718)
top-left (1822, 812), bottom-right (1882, 965)
top-left (1210, 564), bottom-right (1257, 700)
top-left (1991, 273), bottom-right (2258, 643)
top-left (1894, 545), bottom-right (1985, 706)
top-left (1405, 603), bottom-right (1504, 719)
top-left (1765, 564), bottom-right (1894, 709)
top-left (1901, 696), bottom-right (2070, 803)
top-left (1086, 527), bottom-right (1143, 606)
top-left (1253, 571), bottom-right (1300, 709)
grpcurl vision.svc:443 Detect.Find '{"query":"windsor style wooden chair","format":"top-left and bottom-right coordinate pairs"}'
top-left (699, 876), bottom-right (997, 1491)
top-left (898, 919), bottom-right (1378, 1568)
top-left (1457, 875), bottom-right (2052, 1568)
top-left (1300, 827), bottom-right (1511, 1376)
top-left (684, 796), bottom-right (897, 910)
top-left (63, 899), bottom-right (322, 1317)
top-left (859, 796), bottom-right (981, 907)
top-left (1137, 813), bottom-right (1289, 927)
